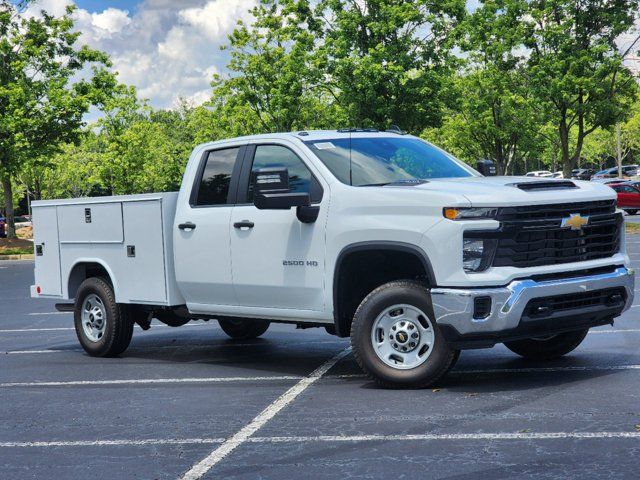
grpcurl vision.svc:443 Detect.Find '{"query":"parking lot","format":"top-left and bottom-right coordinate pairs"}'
top-left (1, 240), bottom-right (639, 479)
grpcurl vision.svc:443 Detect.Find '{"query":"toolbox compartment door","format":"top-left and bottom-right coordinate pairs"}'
top-left (58, 203), bottom-right (124, 244)
top-left (33, 206), bottom-right (62, 296)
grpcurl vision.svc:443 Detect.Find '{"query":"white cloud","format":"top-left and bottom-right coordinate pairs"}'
top-left (24, 0), bottom-right (257, 109)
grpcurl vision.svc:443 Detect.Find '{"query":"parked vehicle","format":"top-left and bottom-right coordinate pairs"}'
top-left (593, 165), bottom-right (639, 179)
top-left (608, 183), bottom-right (640, 215)
top-left (31, 130), bottom-right (634, 388)
top-left (551, 172), bottom-right (564, 178)
top-left (571, 168), bottom-right (595, 180)
top-left (591, 177), bottom-right (630, 185)
top-left (525, 170), bottom-right (553, 177)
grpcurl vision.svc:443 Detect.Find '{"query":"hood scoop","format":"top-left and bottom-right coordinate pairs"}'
top-left (511, 180), bottom-right (578, 191)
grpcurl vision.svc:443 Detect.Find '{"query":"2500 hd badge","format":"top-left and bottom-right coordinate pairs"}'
top-left (283, 260), bottom-right (319, 267)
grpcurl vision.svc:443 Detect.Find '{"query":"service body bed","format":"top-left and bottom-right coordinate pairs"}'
top-left (31, 193), bottom-right (184, 306)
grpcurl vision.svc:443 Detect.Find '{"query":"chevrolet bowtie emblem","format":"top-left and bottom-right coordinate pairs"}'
top-left (561, 213), bottom-right (589, 231)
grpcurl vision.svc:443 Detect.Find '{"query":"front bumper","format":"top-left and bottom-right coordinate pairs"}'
top-left (431, 266), bottom-right (634, 348)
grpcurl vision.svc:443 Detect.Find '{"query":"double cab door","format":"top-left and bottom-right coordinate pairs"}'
top-left (174, 140), bottom-right (328, 314)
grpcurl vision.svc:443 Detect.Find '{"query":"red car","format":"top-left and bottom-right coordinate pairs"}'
top-left (609, 183), bottom-right (640, 215)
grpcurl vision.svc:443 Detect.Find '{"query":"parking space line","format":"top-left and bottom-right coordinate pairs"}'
top-left (2, 431), bottom-right (639, 449)
top-left (249, 431), bottom-right (640, 442)
top-left (0, 376), bottom-right (303, 388)
top-left (180, 347), bottom-right (351, 480)
top-left (0, 438), bottom-right (225, 448)
top-left (26, 312), bottom-right (68, 316)
top-left (589, 328), bottom-right (640, 333)
top-left (2, 340), bottom-right (347, 354)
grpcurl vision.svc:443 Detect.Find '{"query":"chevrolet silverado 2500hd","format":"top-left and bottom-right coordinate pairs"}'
top-left (31, 130), bottom-right (634, 388)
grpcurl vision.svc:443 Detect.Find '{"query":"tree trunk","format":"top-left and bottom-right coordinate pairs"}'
top-left (1, 173), bottom-right (16, 239)
top-left (559, 118), bottom-right (573, 178)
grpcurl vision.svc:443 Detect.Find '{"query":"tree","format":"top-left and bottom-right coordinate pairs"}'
top-left (316, 0), bottom-right (466, 131)
top-left (522, 0), bottom-right (640, 176)
top-left (0, 1), bottom-right (115, 237)
top-left (211, 0), bottom-right (332, 133)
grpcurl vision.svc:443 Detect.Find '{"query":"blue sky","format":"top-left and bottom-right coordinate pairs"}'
top-left (75, 1), bottom-right (138, 13)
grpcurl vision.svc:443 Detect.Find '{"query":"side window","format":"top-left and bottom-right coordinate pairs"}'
top-left (247, 145), bottom-right (322, 203)
top-left (194, 147), bottom-right (240, 206)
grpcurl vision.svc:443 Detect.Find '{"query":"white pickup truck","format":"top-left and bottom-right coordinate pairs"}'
top-left (31, 130), bottom-right (634, 388)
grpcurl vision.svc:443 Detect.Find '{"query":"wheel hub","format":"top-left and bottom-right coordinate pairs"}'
top-left (371, 304), bottom-right (436, 370)
top-left (390, 320), bottom-right (420, 352)
top-left (81, 294), bottom-right (106, 343)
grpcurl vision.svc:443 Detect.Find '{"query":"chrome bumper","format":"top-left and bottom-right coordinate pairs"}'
top-left (431, 267), bottom-right (634, 336)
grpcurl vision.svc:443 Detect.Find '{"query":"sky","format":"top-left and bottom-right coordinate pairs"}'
top-left (23, 0), bottom-right (258, 109)
top-left (19, 1), bottom-right (640, 112)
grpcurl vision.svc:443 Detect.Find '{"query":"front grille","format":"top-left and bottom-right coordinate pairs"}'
top-left (489, 200), bottom-right (621, 268)
top-left (523, 288), bottom-right (626, 319)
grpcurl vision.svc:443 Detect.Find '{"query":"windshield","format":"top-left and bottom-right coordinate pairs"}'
top-left (303, 137), bottom-right (474, 186)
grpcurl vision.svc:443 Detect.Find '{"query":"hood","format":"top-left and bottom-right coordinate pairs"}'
top-left (407, 176), bottom-right (616, 207)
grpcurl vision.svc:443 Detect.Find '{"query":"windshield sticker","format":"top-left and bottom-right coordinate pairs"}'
top-left (314, 142), bottom-right (336, 150)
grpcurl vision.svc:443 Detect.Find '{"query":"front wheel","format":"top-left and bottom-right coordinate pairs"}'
top-left (218, 318), bottom-right (270, 339)
top-left (504, 329), bottom-right (589, 360)
top-left (74, 277), bottom-right (134, 357)
top-left (350, 281), bottom-right (459, 389)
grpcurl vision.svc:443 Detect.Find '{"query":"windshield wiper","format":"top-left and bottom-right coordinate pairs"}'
top-left (359, 179), bottom-right (427, 187)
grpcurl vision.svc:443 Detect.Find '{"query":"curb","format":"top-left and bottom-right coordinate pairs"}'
top-left (0, 254), bottom-right (35, 261)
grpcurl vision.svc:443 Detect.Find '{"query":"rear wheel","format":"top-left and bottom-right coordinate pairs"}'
top-left (626, 209), bottom-right (638, 215)
top-left (218, 318), bottom-right (270, 339)
top-left (74, 277), bottom-right (133, 357)
top-left (350, 280), bottom-right (459, 389)
top-left (504, 329), bottom-right (589, 360)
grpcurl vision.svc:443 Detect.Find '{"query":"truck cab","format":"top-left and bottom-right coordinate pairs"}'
top-left (31, 130), bottom-right (635, 388)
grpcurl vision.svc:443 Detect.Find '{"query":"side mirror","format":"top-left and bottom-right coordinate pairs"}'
top-left (252, 167), bottom-right (320, 223)
top-left (476, 159), bottom-right (497, 176)
top-left (253, 167), bottom-right (310, 210)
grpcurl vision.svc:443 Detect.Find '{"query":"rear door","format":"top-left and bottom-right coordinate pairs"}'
top-left (229, 142), bottom-right (328, 311)
top-left (173, 146), bottom-right (245, 310)
top-left (32, 206), bottom-right (62, 296)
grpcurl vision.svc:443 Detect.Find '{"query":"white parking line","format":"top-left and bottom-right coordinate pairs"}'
top-left (2, 431), bottom-right (639, 449)
top-left (180, 347), bottom-right (351, 480)
top-left (0, 376), bottom-right (303, 388)
top-left (589, 328), bottom-right (640, 333)
top-left (0, 323), bottom-right (211, 333)
top-left (0, 438), bottom-right (225, 448)
top-left (26, 312), bottom-right (68, 316)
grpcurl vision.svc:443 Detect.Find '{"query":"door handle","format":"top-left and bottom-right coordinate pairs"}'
top-left (234, 220), bottom-right (254, 229)
top-left (178, 222), bottom-right (196, 230)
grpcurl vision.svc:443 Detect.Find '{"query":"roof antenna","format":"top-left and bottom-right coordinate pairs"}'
top-left (386, 125), bottom-right (407, 135)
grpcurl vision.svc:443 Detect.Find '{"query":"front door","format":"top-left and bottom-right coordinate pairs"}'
top-left (173, 146), bottom-right (244, 310)
top-left (230, 143), bottom-right (328, 311)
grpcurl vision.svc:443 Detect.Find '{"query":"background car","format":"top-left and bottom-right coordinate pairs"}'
top-left (571, 168), bottom-right (596, 180)
top-left (592, 165), bottom-right (639, 179)
top-left (608, 183), bottom-right (640, 215)
top-left (525, 170), bottom-right (553, 177)
top-left (591, 177), bottom-right (630, 185)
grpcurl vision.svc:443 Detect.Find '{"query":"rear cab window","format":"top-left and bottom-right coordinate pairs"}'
top-left (191, 147), bottom-right (243, 206)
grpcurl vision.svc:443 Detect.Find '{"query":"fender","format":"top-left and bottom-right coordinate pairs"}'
top-left (332, 241), bottom-right (437, 336)
top-left (66, 258), bottom-right (121, 301)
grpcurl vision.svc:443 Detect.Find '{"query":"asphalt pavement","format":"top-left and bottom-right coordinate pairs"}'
top-left (1, 239), bottom-right (639, 479)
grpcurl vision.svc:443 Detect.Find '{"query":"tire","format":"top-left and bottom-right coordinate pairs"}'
top-left (626, 209), bottom-right (638, 215)
top-left (504, 329), bottom-right (589, 360)
top-left (74, 277), bottom-right (134, 357)
top-left (218, 318), bottom-right (270, 339)
top-left (350, 280), bottom-right (459, 389)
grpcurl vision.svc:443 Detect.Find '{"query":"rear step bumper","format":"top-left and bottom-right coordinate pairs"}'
top-left (431, 266), bottom-right (634, 348)
top-left (55, 303), bottom-right (74, 312)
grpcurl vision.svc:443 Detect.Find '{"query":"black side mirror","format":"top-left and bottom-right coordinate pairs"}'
top-left (476, 159), bottom-right (497, 176)
top-left (253, 167), bottom-right (310, 210)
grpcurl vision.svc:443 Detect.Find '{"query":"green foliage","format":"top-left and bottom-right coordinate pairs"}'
top-left (0, 0), bottom-right (115, 236)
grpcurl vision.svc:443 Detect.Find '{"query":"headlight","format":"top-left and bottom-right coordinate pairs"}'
top-left (463, 238), bottom-right (497, 272)
top-left (444, 207), bottom-right (498, 220)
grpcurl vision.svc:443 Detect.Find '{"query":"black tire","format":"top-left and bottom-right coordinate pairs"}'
top-left (504, 329), bottom-right (589, 360)
top-left (74, 277), bottom-right (134, 357)
top-left (350, 280), bottom-right (459, 389)
top-left (626, 209), bottom-right (638, 215)
top-left (218, 318), bottom-right (270, 339)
